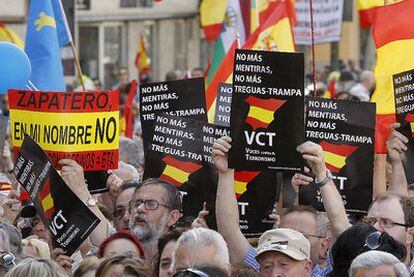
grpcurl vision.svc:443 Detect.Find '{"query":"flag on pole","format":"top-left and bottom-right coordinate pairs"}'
top-left (323, 78), bottom-right (336, 99)
top-left (0, 23), bottom-right (24, 49)
top-left (200, 0), bottom-right (228, 41)
top-left (370, 0), bottom-right (414, 153)
top-left (25, 0), bottom-right (65, 91)
top-left (205, 40), bottom-right (237, 122)
top-left (244, 1), bottom-right (295, 52)
top-left (134, 34), bottom-right (151, 73)
top-left (123, 80), bottom-right (137, 139)
top-left (357, 0), bottom-right (405, 29)
top-left (51, 0), bottom-right (73, 47)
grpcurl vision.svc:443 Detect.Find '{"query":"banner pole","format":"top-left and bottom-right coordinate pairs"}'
top-left (69, 41), bottom-right (86, 91)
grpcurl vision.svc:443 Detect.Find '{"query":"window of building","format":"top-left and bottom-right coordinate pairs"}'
top-left (79, 26), bottom-right (99, 79)
top-left (104, 26), bottom-right (123, 89)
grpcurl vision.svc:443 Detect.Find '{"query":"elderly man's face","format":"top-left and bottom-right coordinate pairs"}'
top-left (354, 264), bottom-right (396, 277)
top-left (129, 185), bottom-right (172, 243)
top-left (258, 252), bottom-right (312, 277)
top-left (114, 187), bottom-right (135, 231)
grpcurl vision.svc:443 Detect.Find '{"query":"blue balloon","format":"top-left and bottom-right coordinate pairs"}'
top-left (0, 42), bottom-right (31, 94)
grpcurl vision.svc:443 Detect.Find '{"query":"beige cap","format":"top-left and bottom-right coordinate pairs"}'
top-left (256, 228), bottom-right (310, 261)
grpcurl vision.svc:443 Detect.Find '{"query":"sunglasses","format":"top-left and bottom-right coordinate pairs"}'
top-left (0, 252), bottom-right (15, 268)
top-left (358, 231), bottom-right (383, 255)
top-left (173, 268), bottom-right (209, 277)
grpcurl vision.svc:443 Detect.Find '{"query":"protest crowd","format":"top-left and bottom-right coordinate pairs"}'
top-left (1, 0), bottom-right (414, 277)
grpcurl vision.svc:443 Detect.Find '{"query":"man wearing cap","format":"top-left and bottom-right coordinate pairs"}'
top-left (256, 228), bottom-right (312, 276)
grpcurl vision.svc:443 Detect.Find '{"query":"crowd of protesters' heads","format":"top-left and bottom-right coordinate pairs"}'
top-left (0, 61), bottom-right (413, 277)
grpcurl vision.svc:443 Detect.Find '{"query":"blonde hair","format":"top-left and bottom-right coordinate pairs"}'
top-left (73, 256), bottom-right (101, 277)
top-left (22, 236), bottom-right (51, 259)
top-left (5, 258), bottom-right (67, 277)
top-left (95, 254), bottom-right (152, 277)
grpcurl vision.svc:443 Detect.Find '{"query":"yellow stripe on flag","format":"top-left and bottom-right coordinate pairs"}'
top-left (235, 180), bottom-right (247, 195)
top-left (10, 110), bottom-right (119, 151)
top-left (357, 0), bottom-right (383, 10)
top-left (251, 18), bottom-right (295, 52)
top-left (372, 39), bottom-right (414, 115)
top-left (248, 106), bottom-right (274, 123)
top-left (163, 165), bottom-right (190, 184)
top-left (410, 122), bottom-right (414, 133)
top-left (324, 151), bottom-right (346, 170)
top-left (41, 194), bottom-right (54, 212)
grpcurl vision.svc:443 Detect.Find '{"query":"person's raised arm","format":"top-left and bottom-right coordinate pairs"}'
top-left (59, 159), bottom-right (110, 248)
top-left (212, 136), bottom-right (251, 264)
top-left (296, 141), bottom-right (349, 239)
top-left (386, 123), bottom-right (409, 195)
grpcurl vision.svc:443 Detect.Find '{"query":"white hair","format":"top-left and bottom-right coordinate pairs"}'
top-left (171, 228), bottom-right (230, 271)
top-left (349, 251), bottom-right (409, 277)
top-left (116, 161), bottom-right (140, 180)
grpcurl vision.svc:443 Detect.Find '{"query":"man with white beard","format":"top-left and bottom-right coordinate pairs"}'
top-left (128, 178), bottom-right (181, 264)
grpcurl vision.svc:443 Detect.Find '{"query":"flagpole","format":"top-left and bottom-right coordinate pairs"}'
top-left (69, 41), bottom-right (86, 91)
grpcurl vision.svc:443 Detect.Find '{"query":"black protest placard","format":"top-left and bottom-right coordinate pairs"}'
top-left (393, 69), bottom-right (414, 185)
top-left (144, 113), bottom-right (228, 218)
top-left (13, 135), bottom-right (100, 255)
top-left (214, 83), bottom-right (232, 127)
top-left (299, 98), bottom-right (375, 212)
top-left (229, 49), bottom-right (305, 171)
top-left (139, 78), bottom-right (208, 151)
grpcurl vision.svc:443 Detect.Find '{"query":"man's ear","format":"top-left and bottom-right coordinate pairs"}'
top-left (304, 260), bottom-right (313, 274)
top-left (320, 238), bottom-right (330, 259)
top-left (167, 209), bottom-right (181, 227)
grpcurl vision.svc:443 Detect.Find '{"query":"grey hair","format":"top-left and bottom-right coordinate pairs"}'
top-left (171, 228), bottom-right (230, 271)
top-left (5, 258), bottom-right (67, 277)
top-left (119, 136), bottom-right (144, 168)
top-left (0, 221), bottom-right (22, 256)
top-left (349, 250), bottom-right (409, 277)
top-left (117, 161), bottom-right (140, 180)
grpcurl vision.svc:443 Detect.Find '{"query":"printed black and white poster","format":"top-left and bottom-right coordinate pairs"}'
top-left (214, 83), bottom-right (232, 127)
top-left (229, 49), bottom-right (305, 171)
top-left (299, 97), bottom-right (375, 212)
top-left (139, 78), bottom-right (208, 150)
top-left (143, 114), bottom-right (228, 218)
top-left (393, 69), bottom-right (414, 185)
top-left (13, 135), bottom-right (100, 255)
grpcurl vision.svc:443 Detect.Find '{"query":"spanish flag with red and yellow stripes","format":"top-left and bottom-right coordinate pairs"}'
top-left (320, 142), bottom-right (358, 173)
top-left (357, 0), bottom-right (405, 29)
top-left (135, 34), bottom-right (151, 73)
top-left (370, 0), bottom-right (414, 153)
top-left (160, 156), bottom-right (202, 187)
top-left (245, 96), bottom-right (286, 130)
top-left (234, 171), bottom-right (260, 198)
top-left (244, 1), bottom-right (295, 52)
top-left (251, 0), bottom-right (297, 34)
top-left (200, 0), bottom-right (228, 41)
top-left (405, 113), bottom-right (414, 137)
top-left (0, 22), bottom-right (24, 48)
top-left (39, 179), bottom-right (55, 220)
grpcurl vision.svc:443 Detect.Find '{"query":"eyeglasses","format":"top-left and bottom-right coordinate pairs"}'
top-left (0, 252), bottom-right (16, 268)
top-left (363, 217), bottom-right (408, 228)
top-left (173, 268), bottom-right (210, 277)
top-left (129, 199), bottom-right (170, 212)
top-left (114, 205), bottom-right (129, 219)
top-left (358, 231), bottom-right (383, 255)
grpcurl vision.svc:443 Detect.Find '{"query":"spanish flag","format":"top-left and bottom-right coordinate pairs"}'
top-left (370, 0), bottom-right (414, 153)
top-left (245, 96), bottom-right (286, 130)
top-left (357, 0), bottom-right (405, 29)
top-left (200, 0), bottom-right (228, 41)
top-left (320, 141), bottom-right (358, 173)
top-left (0, 22), bottom-right (24, 48)
top-left (405, 113), bottom-right (414, 137)
top-left (234, 171), bottom-right (260, 198)
top-left (135, 34), bottom-right (151, 73)
top-left (244, 1), bottom-right (295, 52)
top-left (160, 156), bottom-right (202, 187)
top-left (323, 78), bottom-right (336, 99)
top-left (39, 179), bottom-right (55, 220)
